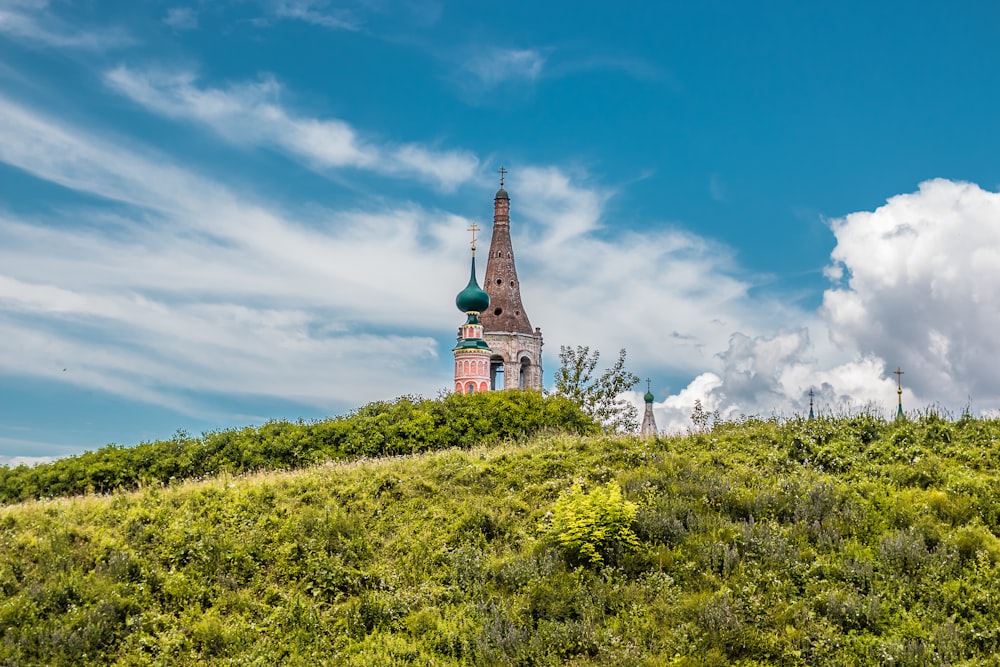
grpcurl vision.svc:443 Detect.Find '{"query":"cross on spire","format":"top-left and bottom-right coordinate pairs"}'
top-left (894, 367), bottom-right (905, 419)
top-left (647, 378), bottom-right (651, 392)
top-left (808, 388), bottom-right (815, 419)
top-left (498, 165), bottom-right (507, 188)
top-left (467, 222), bottom-right (480, 252)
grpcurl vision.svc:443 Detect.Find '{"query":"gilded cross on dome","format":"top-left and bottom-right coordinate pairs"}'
top-left (467, 222), bottom-right (480, 252)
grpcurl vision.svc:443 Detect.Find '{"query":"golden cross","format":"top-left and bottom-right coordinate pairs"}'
top-left (894, 367), bottom-right (904, 390)
top-left (498, 165), bottom-right (507, 187)
top-left (467, 222), bottom-right (480, 251)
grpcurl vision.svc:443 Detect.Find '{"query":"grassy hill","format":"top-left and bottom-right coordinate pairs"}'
top-left (2, 408), bottom-right (1000, 665)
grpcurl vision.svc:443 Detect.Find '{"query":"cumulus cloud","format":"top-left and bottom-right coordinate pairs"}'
top-left (639, 179), bottom-right (1000, 432)
top-left (103, 67), bottom-right (479, 190)
top-left (822, 179), bottom-right (1000, 407)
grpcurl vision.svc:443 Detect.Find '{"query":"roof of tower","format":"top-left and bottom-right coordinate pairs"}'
top-left (455, 255), bottom-right (490, 314)
top-left (644, 389), bottom-right (655, 403)
top-left (481, 176), bottom-right (533, 334)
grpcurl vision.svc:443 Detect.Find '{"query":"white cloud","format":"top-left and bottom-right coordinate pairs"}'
top-left (0, 2), bottom-right (132, 50)
top-left (822, 179), bottom-right (1000, 407)
top-left (0, 96), bottom-right (475, 414)
top-left (636, 179), bottom-right (1000, 432)
top-left (163, 7), bottom-right (198, 30)
top-left (272, 0), bottom-right (361, 31)
top-left (0, 454), bottom-right (58, 468)
top-left (103, 67), bottom-right (478, 190)
top-left (641, 332), bottom-right (904, 434)
top-left (462, 48), bottom-right (547, 88)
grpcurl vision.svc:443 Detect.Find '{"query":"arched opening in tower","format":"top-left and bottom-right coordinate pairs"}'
top-left (490, 355), bottom-right (505, 390)
top-left (519, 356), bottom-right (531, 390)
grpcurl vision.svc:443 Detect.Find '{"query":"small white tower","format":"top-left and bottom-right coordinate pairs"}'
top-left (640, 379), bottom-right (657, 438)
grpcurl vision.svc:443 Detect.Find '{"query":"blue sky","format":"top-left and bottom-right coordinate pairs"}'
top-left (3, 1), bottom-right (1000, 463)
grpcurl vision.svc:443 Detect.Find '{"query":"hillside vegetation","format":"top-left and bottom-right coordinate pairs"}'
top-left (0, 392), bottom-right (595, 504)
top-left (3, 406), bottom-right (1000, 665)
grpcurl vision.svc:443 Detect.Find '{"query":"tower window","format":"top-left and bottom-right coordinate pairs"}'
top-left (510, 281), bottom-right (515, 286)
top-left (496, 279), bottom-right (503, 285)
top-left (494, 307), bottom-right (502, 316)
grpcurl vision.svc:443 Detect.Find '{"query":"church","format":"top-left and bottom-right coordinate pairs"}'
top-left (450, 169), bottom-right (658, 437)
top-left (453, 169), bottom-right (544, 393)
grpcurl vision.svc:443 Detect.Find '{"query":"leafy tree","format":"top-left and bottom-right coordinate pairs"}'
top-left (552, 345), bottom-right (640, 432)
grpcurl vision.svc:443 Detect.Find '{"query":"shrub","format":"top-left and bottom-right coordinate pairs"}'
top-left (547, 481), bottom-right (639, 567)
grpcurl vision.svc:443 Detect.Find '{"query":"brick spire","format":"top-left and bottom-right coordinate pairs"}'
top-left (480, 168), bottom-right (533, 334)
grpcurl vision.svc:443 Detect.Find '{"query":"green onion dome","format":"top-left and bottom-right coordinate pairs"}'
top-left (456, 255), bottom-right (490, 313)
top-left (495, 187), bottom-right (509, 200)
top-left (644, 389), bottom-right (655, 403)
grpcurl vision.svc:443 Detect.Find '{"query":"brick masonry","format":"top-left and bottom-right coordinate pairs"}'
top-left (480, 186), bottom-right (544, 390)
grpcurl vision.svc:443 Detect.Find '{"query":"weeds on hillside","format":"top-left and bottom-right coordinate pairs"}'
top-left (2, 414), bottom-right (1000, 664)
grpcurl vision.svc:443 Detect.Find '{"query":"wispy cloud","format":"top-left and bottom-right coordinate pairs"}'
top-left (103, 66), bottom-right (478, 190)
top-left (163, 7), bottom-right (198, 31)
top-left (0, 1), bottom-right (132, 50)
top-left (462, 47), bottom-right (547, 88)
top-left (272, 0), bottom-right (361, 31)
top-left (0, 94), bottom-right (472, 413)
top-left (0, 91), bottom-right (784, 424)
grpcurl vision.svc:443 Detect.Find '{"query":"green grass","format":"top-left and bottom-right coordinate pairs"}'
top-left (2, 413), bottom-right (1000, 665)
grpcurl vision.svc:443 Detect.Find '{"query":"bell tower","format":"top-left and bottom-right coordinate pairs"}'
top-left (479, 166), bottom-right (544, 390)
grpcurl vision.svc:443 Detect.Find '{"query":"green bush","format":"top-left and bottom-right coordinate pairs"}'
top-left (0, 391), bottom-right (597, 504)
top-left (547, 481), bottom-right (639, 567)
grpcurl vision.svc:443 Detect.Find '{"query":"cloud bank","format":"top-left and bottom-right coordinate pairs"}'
top-left (645, 179), bottom-right (1000, 431)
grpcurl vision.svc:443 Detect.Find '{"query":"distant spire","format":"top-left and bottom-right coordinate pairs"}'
top-left (894, 367), bottom-right (905, 419)
top-left (640, 377), bottom-right (657, 437)
top-left (498, 165), bottom-right (507, 188)
top-left (808, 388), bottom-right (815, 420)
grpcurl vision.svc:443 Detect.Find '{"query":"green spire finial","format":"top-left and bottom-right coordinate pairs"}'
top-left (644, 378), bottom-right (654, 403)
top-left (808, 388), bottom-right (815, 420)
